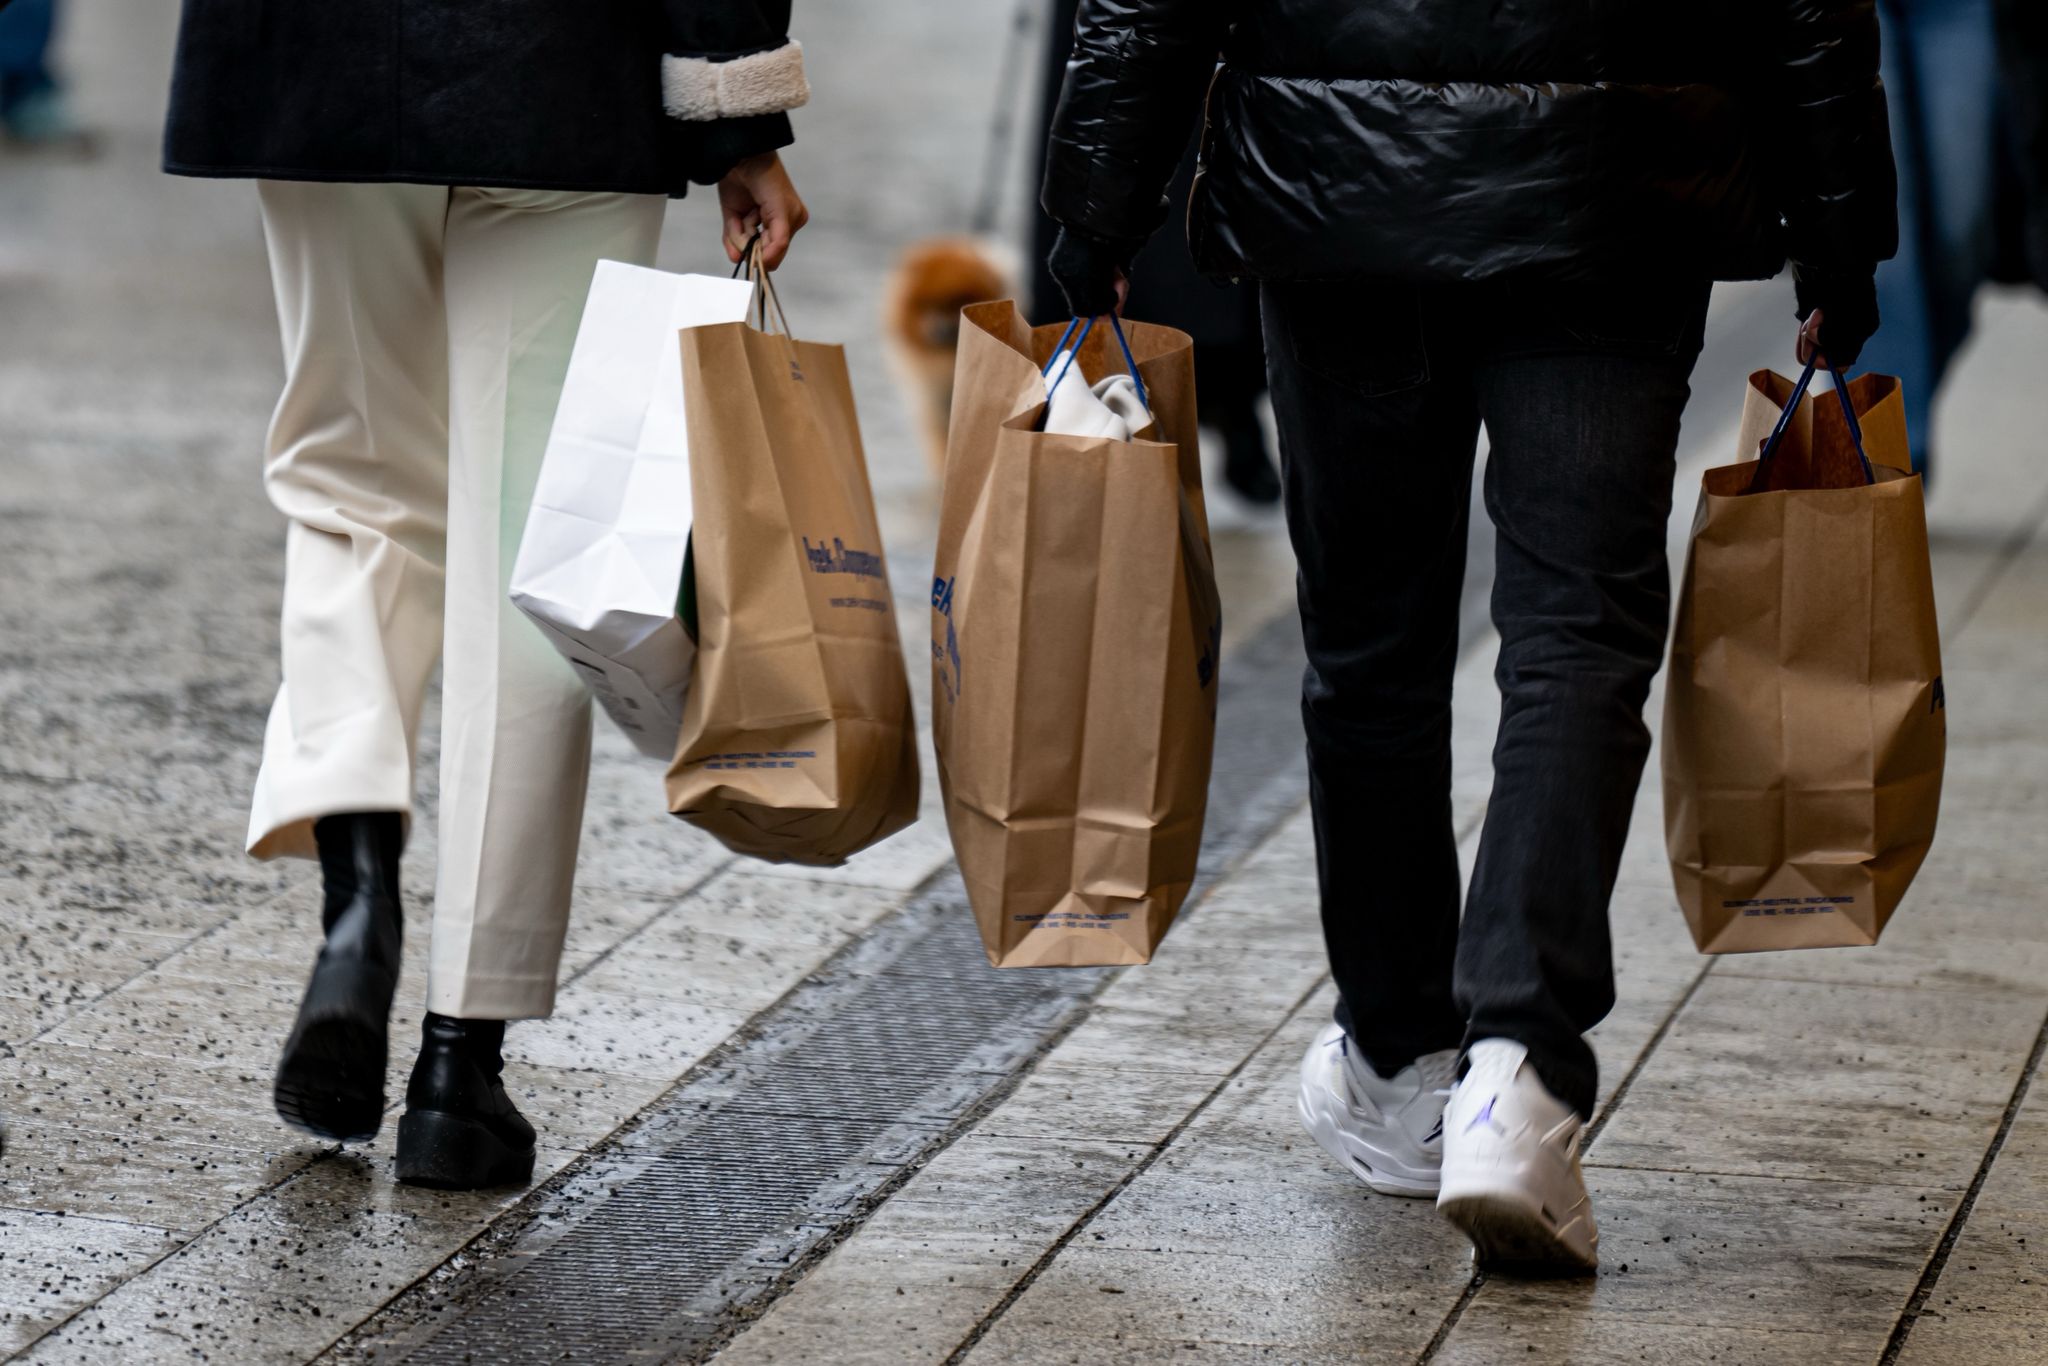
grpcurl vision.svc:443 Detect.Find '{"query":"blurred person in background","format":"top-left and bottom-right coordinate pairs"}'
top-left (1029, 0), bottom-right (1280, 505)
top-left (1996, 0), bottom-right (2048, 287)
top-left (161, 1), bottom-right (810, 1191)
top-left (0, 0), bottom-right (93, 152)
top-left (1043, 0), bottom-right (1892, 1272)
top-left (1856, 0), bottom-right (2022, 478)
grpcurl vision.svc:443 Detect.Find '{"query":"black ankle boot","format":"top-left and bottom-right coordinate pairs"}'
top-left (274, 812), bottom-right (405, 1142)
top-left (1223, 418), bottom-right (1282, 504)
top-left (396, 1013), bottom-right (537, 1190)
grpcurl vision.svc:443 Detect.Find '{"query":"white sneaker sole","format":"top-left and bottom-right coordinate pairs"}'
top-left (1437, 1185), bottom-right (1598, 1274)
top-left (1297, 1087), bottom-right (1440, 1199)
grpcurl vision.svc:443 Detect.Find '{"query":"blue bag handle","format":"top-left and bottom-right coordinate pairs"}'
top-left (1042, 313), bottom-right (1150, 414)
top-left (1752, 355), bottom-right (1876, 488)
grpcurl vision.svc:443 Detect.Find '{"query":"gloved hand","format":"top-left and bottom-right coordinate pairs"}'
top-left (1047, 225), bottom-right (1140, 318)
top-left (1792, 265), bottom-right (1880, 369)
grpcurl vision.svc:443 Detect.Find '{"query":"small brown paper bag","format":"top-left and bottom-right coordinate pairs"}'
top-left (665, 250), bottom-right (919, 864)
top-left (932, 301), bottom-right (1221, 967)
top-left (1662, 365), bottom-right (1945, 952)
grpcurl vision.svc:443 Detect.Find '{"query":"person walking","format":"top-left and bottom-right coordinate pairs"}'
top-left (1855, 0), bottom-right (2008, 478)
top-left (162, 1), bottom-right (812, 1190)
top-left (1042, 1), bottom-right (1893, 1271)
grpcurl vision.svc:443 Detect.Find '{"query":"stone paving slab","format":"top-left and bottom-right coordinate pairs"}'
top-left (0, 1210), bottom-right (177, 1360)
top-left (1586, 972), bottom-right (2042, 1189)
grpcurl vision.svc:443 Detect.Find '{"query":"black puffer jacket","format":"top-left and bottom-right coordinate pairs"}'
top-left (1044, 0), bottom-right (1896, 284)
top-left (164, 0), bottom-right (809, 196)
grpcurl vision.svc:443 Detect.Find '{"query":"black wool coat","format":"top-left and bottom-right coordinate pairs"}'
top-left (163, 0), bottom-right (802, 196)
top-left (1044, 0), bottom-right (1898, 286)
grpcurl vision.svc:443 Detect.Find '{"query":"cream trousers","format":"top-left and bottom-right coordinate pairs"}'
top-left (248, 180), bottom-right (665, 1019)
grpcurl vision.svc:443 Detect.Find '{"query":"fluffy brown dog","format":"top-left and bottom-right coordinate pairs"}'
top-left (883, 236), bottom-right (1017, 480)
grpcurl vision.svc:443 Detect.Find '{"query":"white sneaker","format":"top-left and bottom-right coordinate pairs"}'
top-left (1437, 1038), bottom-right (1599, 1273)
top-left (1296, 1020), bottom-right (1458, 1197)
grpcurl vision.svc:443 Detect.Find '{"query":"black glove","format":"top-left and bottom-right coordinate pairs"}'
top-left (1047, 225), bottom-right (1140, 318)
top-left (1792, 265), bottom-right (1880, 370)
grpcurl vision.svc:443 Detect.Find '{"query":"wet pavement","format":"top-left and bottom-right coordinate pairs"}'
top-left (6, 2), bottom-right (2048, 1364)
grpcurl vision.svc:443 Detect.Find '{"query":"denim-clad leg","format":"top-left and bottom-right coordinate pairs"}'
top-left (1454, 281), bottom-right (1711, 1117)
top-left (1862, 0), bottom-right (2003, 470)
top-left (1264, 277), bottom-right (1710, 1116)
top-left (1261, 281), bottom-right (1478, 1078)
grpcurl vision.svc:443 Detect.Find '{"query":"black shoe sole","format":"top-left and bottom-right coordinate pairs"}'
top-left (274, 963), bottom-right (395, 1143)
top-left (396, 1109), bottom-right (537, 1191)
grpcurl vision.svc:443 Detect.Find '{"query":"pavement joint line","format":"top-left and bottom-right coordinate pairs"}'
top-left (11, 909), bottom-right (251, 1055)
top-left (940, 974), bottom-right (1335, 1366)
top-left (0, 1204), bottom-right (180, 1235)
top-left (0, 767), bottom-right (87, 789)
top-left (1706, 967), bottom-right (2048, 997)
top-left (1581, 959), bottom-right (1716, 1151)
top-left (553, 854), bottom-right (739, 994)
top-left (1412, 1271), bottom-right (1489, 1365)
top-left (10, 1143), bottom-right (346, 1360)
top-left (1580, 1161), bottom-right (1957, 1189)
top-left (1878, 997), bottom-right (2048, 1365)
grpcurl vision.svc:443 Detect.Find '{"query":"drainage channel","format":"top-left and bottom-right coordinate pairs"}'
top-left (325, 608), bottom-right (1316, 1365)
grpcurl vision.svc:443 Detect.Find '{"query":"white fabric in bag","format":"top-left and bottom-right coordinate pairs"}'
top-left (1042, 345), bottom-right (1152, 439)
top-left (511, 261), bottom-right (754, 758)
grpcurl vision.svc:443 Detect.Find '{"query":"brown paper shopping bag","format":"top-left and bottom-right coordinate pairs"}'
top-left (665, 246), bottom-right (919, 864)
top-left (1662, 361), bottom-right (1945, 952)
top-left (932, 302), bottom-right (1221, 967)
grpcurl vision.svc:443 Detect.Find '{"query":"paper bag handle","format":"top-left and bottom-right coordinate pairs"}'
top-left (1042, 313), bottom-right (1150, 413)
top-left (1752, 355), bottom-right (1876, 487)
top-left (729, 228), bottom-right (797, 339)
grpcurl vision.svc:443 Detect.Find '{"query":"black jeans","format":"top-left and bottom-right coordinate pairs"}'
top-left (1261, 277), bottom-right (1712, 1118)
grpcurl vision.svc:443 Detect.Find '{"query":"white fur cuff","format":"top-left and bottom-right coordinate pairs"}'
top-left (663, 41), bottom-right (810, 122)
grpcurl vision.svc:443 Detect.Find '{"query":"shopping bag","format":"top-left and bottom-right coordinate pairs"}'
top-left (665, 242), bottom-right (919, 864)
top-left (932, 302), bottom-right (1221, 967)
top-left (1662, 359), bottom-right (1945, 952)
top-left (510, 261), bottom-right (755, 758)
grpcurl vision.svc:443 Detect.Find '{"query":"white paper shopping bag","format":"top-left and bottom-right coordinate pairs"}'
top-left (511, 261), bottom-right (753, 757)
